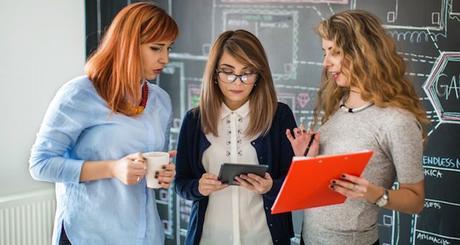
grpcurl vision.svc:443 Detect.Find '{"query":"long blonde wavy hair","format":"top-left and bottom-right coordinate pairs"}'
top-left (313, 10), bottom-right (429, 137)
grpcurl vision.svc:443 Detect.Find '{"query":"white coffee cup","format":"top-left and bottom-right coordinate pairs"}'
top-left (143, 151), bottom-right (170, 189)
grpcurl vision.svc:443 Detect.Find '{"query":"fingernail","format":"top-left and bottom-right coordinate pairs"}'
top-left (155, 171), bottom-right (159, 175)
top-left (158, 181), bottom-right (162, 184)
top-left (341, 174), bottom-right (346, 178)
top-left (332, 180), bottom-right (336, 184)
top-left (162, 166), bottom-right (166, 169)
top-left (330, 184), bottom-right (334, 189)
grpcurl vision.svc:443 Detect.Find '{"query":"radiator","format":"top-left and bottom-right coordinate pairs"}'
top-left (0, 189), bottom-right (55, 245)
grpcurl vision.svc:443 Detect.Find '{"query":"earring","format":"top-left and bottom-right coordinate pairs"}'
top-left (214, 80), bottom-right (218, 84)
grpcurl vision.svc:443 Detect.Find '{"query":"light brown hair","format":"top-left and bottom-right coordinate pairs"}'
top-left (85, 2), bottom-right (178, 116)
top-left (314, 10), bottom-right (429, 136)
top-left (199, 30), bottom-right (277, 137)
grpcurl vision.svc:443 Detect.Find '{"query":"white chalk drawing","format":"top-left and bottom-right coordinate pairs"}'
top-left (450, 0), bottom-right (460, 21)
top-left (351, 0), bottom-right (450, 42)
top-left (221, 8), bottom-right (299, 80)
top-left (423, 52), bottom-right (460, 137)
top-left (162, 62), bottom-right (186, 117)
top-left (412, 198), bottom-right (460, 244)
top-left (221, 0), bottom-right (348, 3)
top-left (278, 93), bottom-right (297, 111)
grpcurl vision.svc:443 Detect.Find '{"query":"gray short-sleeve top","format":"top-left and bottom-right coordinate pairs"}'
top-left (302, 105), bottom-right (424, 245)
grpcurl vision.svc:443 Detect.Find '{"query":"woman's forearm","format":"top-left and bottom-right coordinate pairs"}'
top-left (376, 180), bottom-right (425, 214)
top-left (80, 160), bottom-right (115, 182)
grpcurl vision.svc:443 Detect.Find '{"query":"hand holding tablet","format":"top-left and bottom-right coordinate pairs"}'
top-left (218, 163), bottom-right (268, 185)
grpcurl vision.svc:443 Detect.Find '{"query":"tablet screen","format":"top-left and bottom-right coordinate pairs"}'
top-left (218, 163), bottom-right (268, 185)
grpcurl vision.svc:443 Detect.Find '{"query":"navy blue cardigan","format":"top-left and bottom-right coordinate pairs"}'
top-left (175, 102), bottom-right (296, 245)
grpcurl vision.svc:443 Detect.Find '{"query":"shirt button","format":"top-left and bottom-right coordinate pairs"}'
top-left (265, 206), bottom-right (269, 210)
top-left (269, 223), bottom-right (273, 227)
top-left (275, 240), bottom-right (278, 243)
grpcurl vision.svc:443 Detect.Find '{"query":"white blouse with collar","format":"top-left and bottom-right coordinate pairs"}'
top-left (200, 101), bottom-right (272, 245)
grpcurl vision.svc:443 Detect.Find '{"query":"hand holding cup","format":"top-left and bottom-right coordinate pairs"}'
top-left (143, 150), bottom-right (176, 189)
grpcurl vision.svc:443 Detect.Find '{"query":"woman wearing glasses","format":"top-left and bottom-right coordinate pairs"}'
top-left (175, 30), bottom-right (295, 245)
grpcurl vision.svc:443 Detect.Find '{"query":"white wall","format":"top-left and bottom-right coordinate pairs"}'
top-left (0, 0), bottom-right (85, 197)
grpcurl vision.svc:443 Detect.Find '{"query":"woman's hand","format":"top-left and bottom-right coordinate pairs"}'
top-left (331, 174), bottom-right (425, 213)
top-left (330, 173), bottom-right (383, 203)
top-left (235, 172), bottom-right (273, 194)
top-left (286, 127), bottom-right (320, 157)
top-left (111, 152), bottom-right (147, 185)
top-left (198, 173), bottom-right (228, 196)
top-left (156, 150), bottom-right (177, 189)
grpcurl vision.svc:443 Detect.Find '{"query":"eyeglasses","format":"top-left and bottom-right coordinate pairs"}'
top-left (216, 70), bottom-right (258, 85)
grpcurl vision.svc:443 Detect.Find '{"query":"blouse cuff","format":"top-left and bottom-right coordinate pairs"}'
top-left (63, 159), bottom-right (85, 184)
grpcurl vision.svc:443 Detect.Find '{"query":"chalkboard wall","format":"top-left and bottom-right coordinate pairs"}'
top-left (86, 0), bottom-right (460, 244)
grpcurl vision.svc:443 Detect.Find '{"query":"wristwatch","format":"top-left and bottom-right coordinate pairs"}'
top-left (375, 189), bottom-right (389, 207)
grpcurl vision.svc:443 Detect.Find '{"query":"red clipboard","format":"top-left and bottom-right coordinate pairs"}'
top-left (271, 150), bottom-right (373, 214)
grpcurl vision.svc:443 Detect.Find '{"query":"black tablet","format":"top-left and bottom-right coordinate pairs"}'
top-left (218, 163), bottom-right (268, 185)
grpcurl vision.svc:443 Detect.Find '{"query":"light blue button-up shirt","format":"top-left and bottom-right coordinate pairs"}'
top-left (29, 76), bottom-right (172, 245)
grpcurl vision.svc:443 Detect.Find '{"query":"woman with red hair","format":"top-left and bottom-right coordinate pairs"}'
top-left (29, 2), bottom-right (178, 244)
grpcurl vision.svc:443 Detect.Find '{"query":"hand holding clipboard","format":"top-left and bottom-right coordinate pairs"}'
top-left (271, 150), bottom-right (373, 214)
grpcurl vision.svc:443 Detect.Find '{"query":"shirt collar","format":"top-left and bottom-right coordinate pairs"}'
top-left (220, 100), bottom-right (250, 119)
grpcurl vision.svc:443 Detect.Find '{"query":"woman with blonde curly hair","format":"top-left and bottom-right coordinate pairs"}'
top-left (287, 10), bottom-right (429, 245)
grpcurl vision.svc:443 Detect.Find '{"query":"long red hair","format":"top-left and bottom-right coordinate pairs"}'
top-left (85, 2), bottom-right (178, 116)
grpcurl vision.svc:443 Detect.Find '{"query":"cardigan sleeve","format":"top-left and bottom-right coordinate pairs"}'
top-left (264, 103), bottom-right (297, 202)
top-left (174, 110), bottom-right (206, 201)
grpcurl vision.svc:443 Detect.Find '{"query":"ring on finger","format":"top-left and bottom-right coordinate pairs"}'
top-left (136, 176), bottom-right (140, 182)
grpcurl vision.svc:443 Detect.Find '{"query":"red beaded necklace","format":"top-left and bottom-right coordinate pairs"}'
top-left (133, 82), bottom-right (149, 114)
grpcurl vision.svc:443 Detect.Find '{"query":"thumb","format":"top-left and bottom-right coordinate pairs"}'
top-left (168, 150), bottom-right (177, 158)
top-left (127, 152), bottom-right (143, 160)
top-left (265, 172), bottom-right (272, 180)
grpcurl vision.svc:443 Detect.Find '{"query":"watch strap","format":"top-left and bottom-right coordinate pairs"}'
top-left (375, 188), bottom-right (389, 207)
